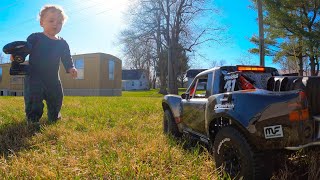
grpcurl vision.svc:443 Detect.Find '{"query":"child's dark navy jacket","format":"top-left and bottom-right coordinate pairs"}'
top-left (24, 32), bottom-right (74, 122)
top-left (27, 32), bottom-right (74, 83)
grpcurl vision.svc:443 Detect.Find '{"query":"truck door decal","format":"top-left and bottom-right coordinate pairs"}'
top-left (224, 79), bottom-right (236, 92)
top-left (264, 125), bottom-right (283, 139)
top-left (224, 73), bottom-right (238, 92)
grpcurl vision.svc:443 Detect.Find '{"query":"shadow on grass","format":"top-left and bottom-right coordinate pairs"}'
top-left (165, 134), bottom-right (210, 155)
top-left (0, 121), bottom-right (39, 157)
top-left (272, 147), bottom-right (320, 180)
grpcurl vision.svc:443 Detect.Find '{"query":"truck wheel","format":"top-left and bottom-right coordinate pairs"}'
top-left (163, 110), bottom-right (182, 137)
top-left (213, 127), bottom-right (266, 179)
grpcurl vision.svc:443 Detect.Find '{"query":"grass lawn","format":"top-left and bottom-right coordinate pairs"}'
top-left (121, 89), bottom-right (164, 97)
top-left (0, 90), bottom-right (319, 179)
top-left (121, 88), bottom-right (187, 97)
top-left (0, 91), bottom-right (216, 179)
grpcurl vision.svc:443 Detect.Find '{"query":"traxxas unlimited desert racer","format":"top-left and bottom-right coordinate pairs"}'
top-left (162, 65), bottom-right (320, 179)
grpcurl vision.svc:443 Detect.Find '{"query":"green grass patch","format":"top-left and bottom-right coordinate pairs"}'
top-left (0, 94), bottom-right (216, 179)
top-left (122, 88), bottom-right (187, 97)
top-left (122, 89), bottom-right (163, 97)
top-left (1, 91), bottom-right (318, 179)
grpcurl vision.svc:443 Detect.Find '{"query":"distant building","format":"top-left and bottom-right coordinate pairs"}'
top-left (186, 69), bottom-right (207, 88)
top-left (122, 69), bottom-right (149, 90)
top-left (0, 53), bottom-right (122, 96)
top-left (0, 63), bottom-right (24, 96)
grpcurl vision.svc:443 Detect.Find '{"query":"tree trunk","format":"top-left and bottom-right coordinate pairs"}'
top-left (171, 34), bottom-right (179, 94)
top-left (152, 72), bottom-right (156, 89)
top-left (180, 77), bottom-right (184, 88)
top-left (159, 56), bottom-right (168, 95)
top-left (316, 55), bottom-right (319, 76)
top-left (257, 0), bottom-right (265, 66)
top-left (298, 52), bottom-right (303, 76)
top-left (155, 7), bottom-right (167, 95)
top-left (309, 45), bottom-right (316, 76)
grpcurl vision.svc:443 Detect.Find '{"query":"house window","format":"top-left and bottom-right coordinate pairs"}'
top-left (75, 59), bottom-right (84, 79)
top-left (0, 67), bottom-right (2, 82)
top-left (140, 81), bottom-right (142, 86)
top-left (109, 60), bottom-right (114, 80)
top-left (131, 81), bottom-right (134, 86)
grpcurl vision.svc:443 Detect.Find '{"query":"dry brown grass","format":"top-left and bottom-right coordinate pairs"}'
top-left (271, 148), bottom-right (320, 180)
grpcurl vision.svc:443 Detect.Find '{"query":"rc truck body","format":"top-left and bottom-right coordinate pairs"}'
top-left (162, 65), bottom-right (320, 179)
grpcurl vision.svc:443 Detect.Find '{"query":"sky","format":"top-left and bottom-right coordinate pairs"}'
top-left (0, 0), bottom-right (278, 69)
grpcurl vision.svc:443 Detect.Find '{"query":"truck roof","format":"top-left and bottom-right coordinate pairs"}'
top-left (196, 66), bottom-right (279, 77)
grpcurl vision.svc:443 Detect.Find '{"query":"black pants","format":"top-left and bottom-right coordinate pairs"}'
top-left (24, 76), bottom-right (63, 123)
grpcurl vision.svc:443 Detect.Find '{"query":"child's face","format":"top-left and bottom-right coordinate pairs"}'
top-left (40, 10), bottom-right (64, 37)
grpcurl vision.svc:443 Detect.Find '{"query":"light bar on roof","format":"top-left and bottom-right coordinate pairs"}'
top-left (237, 66), bottom-right (265, 72)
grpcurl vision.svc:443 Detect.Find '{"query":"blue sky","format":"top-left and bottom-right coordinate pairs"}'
top-left (0, 0), bottom-right (278, 68)
top-left (194, 0), bottom-right (276, 68)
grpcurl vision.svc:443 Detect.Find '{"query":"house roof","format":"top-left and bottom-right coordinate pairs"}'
top-left (186, 69), bottom-right (207, 78)
top-left (122, 69), bottom-right (145, 80)
top-left (72, 53), bottom-right (121, 63)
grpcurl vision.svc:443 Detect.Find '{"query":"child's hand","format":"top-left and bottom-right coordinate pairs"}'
top-left (68, 67), bottom-right (78, 79)
top-left (10, 55), bottom-right (14, 61)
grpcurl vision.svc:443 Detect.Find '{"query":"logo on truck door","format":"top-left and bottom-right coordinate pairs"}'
top-left (224, 73), bottom-right (238, 92)
top-left (264, 125), bottom-right (283, 139)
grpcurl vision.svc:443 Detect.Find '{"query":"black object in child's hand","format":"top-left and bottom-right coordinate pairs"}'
top-left (3, 41), bottom-right (32, 75)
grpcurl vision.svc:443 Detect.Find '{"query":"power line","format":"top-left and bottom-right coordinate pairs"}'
top-left (66, 1), bottom-right (106, 15)
top-left (0, 1), bottom-right (125, 49)
top-left (0, 0), bottom-right (128, 34)
top-left (64, 9), bottom-right (111, 28)
top-left (0, 0), bottom-right (22, 13)
top-left (0, 0), bottom-right (107, 35)
top-left (0, 1), bottom-right (106, 43)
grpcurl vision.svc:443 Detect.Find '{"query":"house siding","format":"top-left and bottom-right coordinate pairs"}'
top-left (0, 64), bottom-right (10, 89)
top-left (60, 54), bottom-right (101, 89)
top-left (61, 53), bottom-right (122, 96)
top-left (99, 53), bottom-right (122, 90)
top-left (0, 64), bottom-right (24, 96)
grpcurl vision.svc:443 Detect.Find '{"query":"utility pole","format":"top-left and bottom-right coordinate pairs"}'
top-left (166, 0), bottom-right (174, 94)
top-left (168, 41), bottom-right (173, 94)
top-left (257, 0), bottom-right (265, 66)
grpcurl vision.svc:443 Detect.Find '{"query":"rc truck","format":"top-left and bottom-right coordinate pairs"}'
top-left (162, 65), bottom-right (320, 179)
top-left (3, 41), bottom-right (32, 75)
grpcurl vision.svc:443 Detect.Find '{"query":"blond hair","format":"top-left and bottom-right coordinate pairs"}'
top-left (39, 5), bottom-right (68, 24)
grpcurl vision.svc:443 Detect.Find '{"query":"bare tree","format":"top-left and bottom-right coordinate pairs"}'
top-left (120, 0), bottom-right (223, 94)
top-left (119, 1), bottom-right (168, 93)
top-left (158, 0), bottom-right (223, 94)
top-left (235, 54), bottom-right (258, 65)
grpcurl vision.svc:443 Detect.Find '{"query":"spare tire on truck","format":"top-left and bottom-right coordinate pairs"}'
top-left (268, 76), bottom-right (320, 116)
top-left (286, 77), bottom-right (320, 116)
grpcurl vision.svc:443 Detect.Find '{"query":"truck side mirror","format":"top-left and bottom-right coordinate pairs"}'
top-left (181, 93), bottom-right (190, 99)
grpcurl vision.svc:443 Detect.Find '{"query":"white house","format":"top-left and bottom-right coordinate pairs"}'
top-left (122, 69), bottom-right (149, 90)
